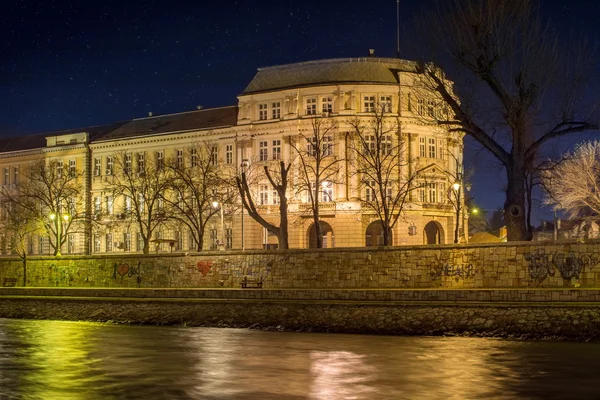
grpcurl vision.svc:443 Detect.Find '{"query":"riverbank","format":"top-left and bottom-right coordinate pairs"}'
top-left (2, 288), bottom-right (600, 341)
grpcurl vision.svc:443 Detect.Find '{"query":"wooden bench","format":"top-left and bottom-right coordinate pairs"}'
top-left (241, 276), bottom-right (263, 289)
top-left (2, 278), bottom-right (17, 287)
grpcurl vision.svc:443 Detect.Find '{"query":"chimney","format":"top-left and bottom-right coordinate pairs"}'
top-left (148, 112), bottom-right (153, 117)
top-left (368, 49), bottom-right (375, 57)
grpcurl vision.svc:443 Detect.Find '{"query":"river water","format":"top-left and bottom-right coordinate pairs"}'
top-left (0, 319), bottom-right (599, 399)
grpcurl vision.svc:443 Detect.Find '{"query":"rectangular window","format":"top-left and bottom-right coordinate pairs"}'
top-left (176, 149), bottom-right (183, 168)
top-left (124, 196), bottom-right (132, 213)
top-left (106, 233), bottom-right (113, 252)
top-left (210, 229), bottom-right (218, 250)
top-left (69, 160), bottom-right (76, 177)
top-left (363, 96), bottom-right (375, 112)
top-left (13, 167), bottom-right (18, 185)
top-left (226, 144), bottom-right (233, 165)
top-left (259, 185), bottom-right (269, 205)
top-left (137, 152), bottom-right (145, 173)
top-left (38, 236), bottom-right (45, 255)
top-left (427, 100), bottom-right (435, 117)
top-left (365, 181), bottom-right (376, 202)
top-left (93, 197), bottom-right (101, 215)
top-left (123, 233), bottom-right (131, 252)
top-left (321, 181), bottom-right (333, 202)
top-left (272, 190), bottom-right (280, 205)
top-left (138, 193), bottom-right (145, 213)
top-left (306, 98), bottom-right (317, 115)
top-left (382, 135), bottom-right (393, 155)
top-left (93, 234), bottom-right (101, 253)
top-left (417, 99), bottom-right (424, 115)
top-left (106, 196), bottom-right (114, 215)
top-left (428, 183), bottom-right (437, 203)
top-left (210, 146), bottom-right (218, 165)
top-left (106, 156), bottom-right (113, 175)
top-left (321, 96), bottom-right (333, 114)
top-left (67, 234), bottom-right (74, 254)
top-left (3, 168), bottom-right (8, 185)
top-left (419, 137), bottom-right (426, 157)
top-left (94, 158), bottom-right (101, 176)
top-left (56, 161), bottom-right (64, 178)
top-left (364, 135), bottom-right (376, 155)
top-left (190, 148), bottom-right (198, 167)
top-left (272, 140), bottom-right (281, 160)
top-left (258, 103), bottom-right (268, 120)
top-left (137, 232), bottom-right (143, 252)
top-left (225, 228), bottom-right (232, 249)
top-left (175, 231), bottom-right (182, 251)
top-left (428, 138), bottom-right (437, 159)
top-left (188, 230), bottom-right (196, 251)
top-left (156, 151), bottom-right (164, 170)
top-left (259, 141), bottom-right (268, 161)
top-left (380, 95), bottom-right (392, 113)
top-left (322, 136), bottom-right (333, 157)
top-left (155, 231), bottom-right (163, 252)
top-left (271, 102), bottom-right (281, 119)
top-left (124, 154), bottom-right (132, 174)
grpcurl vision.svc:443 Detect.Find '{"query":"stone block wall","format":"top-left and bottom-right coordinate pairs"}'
top-left (1, 240), bottom-right (599, 288)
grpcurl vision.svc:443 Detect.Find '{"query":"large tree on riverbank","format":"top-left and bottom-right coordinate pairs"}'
top-left (411, 0), bottom-right (598, 240)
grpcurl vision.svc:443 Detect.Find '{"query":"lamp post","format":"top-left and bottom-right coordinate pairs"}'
top-left (240, 159), bottom-right (249, 250)
top-left (212, 200), bottom-right (224, 250)
top-left (452, 182), bottom-right (461, 244)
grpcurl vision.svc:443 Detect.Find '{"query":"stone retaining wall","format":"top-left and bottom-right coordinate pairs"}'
top-left (1, 240), bottom-right (600, 289)
top-left (1, 295), bottom-right (598, 340)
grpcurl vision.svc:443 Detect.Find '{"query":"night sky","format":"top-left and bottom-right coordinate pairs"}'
top-left (1, 0), bottom-right (599, 223)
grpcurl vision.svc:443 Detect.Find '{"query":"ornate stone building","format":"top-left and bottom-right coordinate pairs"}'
top-left (0, 57), bottom-right (464, 254)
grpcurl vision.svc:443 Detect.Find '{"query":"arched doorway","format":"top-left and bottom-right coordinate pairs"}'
top-left (308, 221), bottom-right (334, 248)
top-left (424, 221), bottom-right (444, 244)
top-left (365, 220), bottom-right (391, 246)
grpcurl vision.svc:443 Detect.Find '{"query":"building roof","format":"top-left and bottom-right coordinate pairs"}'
top-left (94, 106), bottom-right (239, 142)
top-left (0, 122), bottom-right (127, 153)
top-left (242, 57), bottom-right (417, 94)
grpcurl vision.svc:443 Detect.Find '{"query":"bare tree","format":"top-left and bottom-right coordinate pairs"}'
top-left (349, 106), bottom-right (429, 245)
top-left (542, 141), bottom-right (600, 218)
top-left (109, 152), bottom-right (173, 254)
top-left (1, 159), bottom-right (85, 256)
top-left (166, 142), bottom-right (235, 251)
top-left (236, 160), bottom-right (291, 249)
top-left (290, 117), bottom-right (343, 248)
top-left (0, 202), bottom-right (40, 285)
top-left (411, 0), bottom-right (598, 240)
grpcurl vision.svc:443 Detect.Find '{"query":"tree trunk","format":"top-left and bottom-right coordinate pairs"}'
top-left (504, 165), bottom-right (528, 241)
top-left (143, 240), bottom-right (150, 254)
top-left (22, 256), bottom-right (27, 287)
top-left (278, 199), bottom-right (289, 249)
top-left (313, 210), bottom-right (323, 248)
top-left (382, 221), bottom-right (392, 246)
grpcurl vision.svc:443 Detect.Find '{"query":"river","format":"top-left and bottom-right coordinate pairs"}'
top-left (0, 318), bottom-right (599, 399)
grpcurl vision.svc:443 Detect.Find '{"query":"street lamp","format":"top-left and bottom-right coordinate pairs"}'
top-left (452, 182), bottom-right (461, 243)
top-left (240, 159), bottom-right (249, 250)
top-left (212, 200), bottom-right (224, 250)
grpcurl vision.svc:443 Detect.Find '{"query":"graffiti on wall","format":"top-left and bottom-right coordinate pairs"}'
top-left (430, 254), bottom-right (477, 280)
top-left (197, 261), bottom-right (212, 276)
top-left (524, 250), bottom-right (600, 282)
top-left (113, 262), bottom-right (142, 285)
top-left (49, 263), bottom-right (74, 286)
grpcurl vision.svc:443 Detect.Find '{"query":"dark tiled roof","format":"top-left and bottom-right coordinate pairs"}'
top-left (0, 122), bottom-right (128, 153)
top-left (243, 57), bottom-right (417, 94)
top-left (95, 106), bottom-right (239, 142)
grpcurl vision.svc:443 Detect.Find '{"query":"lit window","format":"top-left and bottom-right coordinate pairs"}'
top-left (322, 136), bottom-right (333, 157)
top-left (272, 140), bottom-right (281, 160)
top-left (259, 185), bottom-right (269, 205)
top-left (124, 154), bottom-right (132, 174)
top-left (106, 196), bottom-right (114, 215)
top-left (94, 158), bottom-right (101, 176)
top-left (428, 183), bottom-right (437, 203)
top-left (271, 102), bottom-right (281, 119)
top-left (123, 233), bottom-right (131, 252)
top-left (137, 232), bottom-right (143, 252)
top-left (138, 153), bottom-right (145, 173)
top-left (226, 144), bottom-right (233, 165)
top-left (93, 234), bottom-right (101, 253)
top-left (94, 197), bottom-right (101, 215)
top-left (419, 137), bottom-right (426, 157)
top-left (225, 228), bottom-right (233, 249)
top-left (106, 233), bottom-right (113, 252)
top-left (13, 167), bottom-right (18, 185)
top-left (69, 160), bottom-right (76, 177)
top-left (124, 196), bottom-right (132, 213)
top-left (272, 190), bottom-right (280, 205)
top-left (258, 103), bottom-right (268, 120)
top-left (106, 157), bottom-right (114, 175)
top-left (321, 181), bottom-right (333, 202)
top-left (428, 138), bottom-right (437, 159)
top-left (210, 146), bottom-right (218, 165)
top-left (380, 95), bottom-right (392, 113)
top-left (259, 141), bottom-right (268, 161)
top-left (306, 98), bottom-right (317, 115)
top-left (3, 168), bottom-right (8, 185)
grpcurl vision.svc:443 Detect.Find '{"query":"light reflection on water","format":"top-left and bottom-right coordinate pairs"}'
top-left (1, 318), bottom-right (600, 399)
